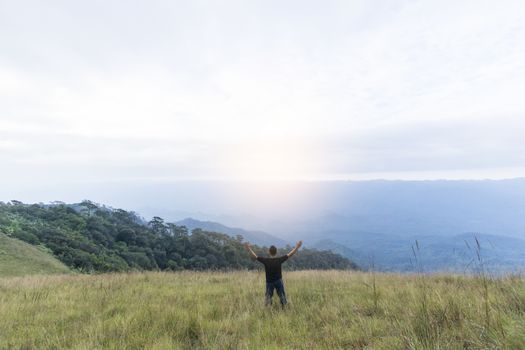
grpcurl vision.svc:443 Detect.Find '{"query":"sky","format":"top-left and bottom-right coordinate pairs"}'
top-left (1, 0), bottom-right (525, 192)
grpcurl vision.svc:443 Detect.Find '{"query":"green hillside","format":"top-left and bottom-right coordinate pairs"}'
top-left (0, 201), bottom-right (356, 273)
top-left (0, 233), bottom-right (70, 277)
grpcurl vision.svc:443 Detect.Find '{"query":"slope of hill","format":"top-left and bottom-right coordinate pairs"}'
top-left (176, 217), bottom-right (289, 247)
top-left (0, 233), bottom-right (70, 277)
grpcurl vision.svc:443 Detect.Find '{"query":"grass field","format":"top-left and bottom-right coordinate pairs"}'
top-left (1, 271), bottom-right (525, 349)
top-left (0, 233), bottom-right (70, 278)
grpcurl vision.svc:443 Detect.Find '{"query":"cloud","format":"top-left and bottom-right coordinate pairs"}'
top-left (1, 0), bottom-right (525, 184)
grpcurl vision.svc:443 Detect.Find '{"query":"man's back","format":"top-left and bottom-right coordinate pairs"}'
top-left (257, 255), bottom-right (288, 282)
top-left (244, 241), bottom-right (302, 308)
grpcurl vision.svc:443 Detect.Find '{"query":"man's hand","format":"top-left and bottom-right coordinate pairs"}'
top-left (287, 240), bottom-right (303, 258)
top-left (244, 242), bottom-right (251, 250)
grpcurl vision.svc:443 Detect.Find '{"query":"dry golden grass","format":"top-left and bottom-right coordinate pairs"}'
top-left (0, 270), bottom-right (524, 349)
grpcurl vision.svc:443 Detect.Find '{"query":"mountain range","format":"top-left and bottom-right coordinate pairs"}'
top-left (163, 179), bottom-right (525, 273)
top-left (170, 217), bottom-right (525, 273)
top-left (175, 218), bottom-right (288, 247)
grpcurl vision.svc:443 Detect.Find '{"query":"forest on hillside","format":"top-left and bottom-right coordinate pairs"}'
top-left (0, 201), bottom-right (357, 273)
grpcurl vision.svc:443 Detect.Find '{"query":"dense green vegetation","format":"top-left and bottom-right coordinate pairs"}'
top-left (0, 201), bottom-right (356, 274)
top-left (0, 271), bottom-right (524, 349)
top-left (0, 233), bottom-right (70, 277)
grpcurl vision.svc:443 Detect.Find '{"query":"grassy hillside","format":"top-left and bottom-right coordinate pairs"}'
top-left (0, 233), bottom-right (70, 277)
top-left (0, 271), bottom-right (524, 349)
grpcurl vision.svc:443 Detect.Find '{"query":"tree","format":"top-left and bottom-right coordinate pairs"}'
top-left (79, 200), bottom-right (98, 217)
top-left (149, 216), bottom-right (168, 236)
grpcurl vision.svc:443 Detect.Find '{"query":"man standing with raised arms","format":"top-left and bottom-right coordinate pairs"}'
top-left (244, 241), bottom-right (303, 308)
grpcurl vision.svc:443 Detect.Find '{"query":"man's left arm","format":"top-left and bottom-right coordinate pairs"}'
top-left (286, 241), bottom-right (303, 258)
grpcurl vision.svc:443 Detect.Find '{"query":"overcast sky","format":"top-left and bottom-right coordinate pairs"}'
top-left (2, 0), bottom-right (525, 187)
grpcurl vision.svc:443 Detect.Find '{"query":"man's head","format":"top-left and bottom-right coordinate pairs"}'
top-left (269, 245), bottom-right (277, 256)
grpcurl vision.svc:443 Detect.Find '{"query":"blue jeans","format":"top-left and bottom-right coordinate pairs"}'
top-left (265, 279), bottom-right (287, 306)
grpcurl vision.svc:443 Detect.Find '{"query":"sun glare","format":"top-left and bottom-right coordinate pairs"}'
top-left (222, 138), bottom-right (317, 181)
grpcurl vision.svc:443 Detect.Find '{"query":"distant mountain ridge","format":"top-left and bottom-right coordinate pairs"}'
top-left (281, 179), bottom-right (525, 240)
top-left (176, 218), bottom-right (525, 273)
top-left (176, 218), bottom-right (289, 247)
top-left (314, 232), bottom-right (525, 273)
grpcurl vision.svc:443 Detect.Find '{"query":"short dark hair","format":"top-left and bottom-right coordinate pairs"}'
top-left (269, 245), bottom-right (277, 256)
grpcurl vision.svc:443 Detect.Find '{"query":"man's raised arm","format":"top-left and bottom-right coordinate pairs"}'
top-left (287, 241), bottom-right (303, 258)
top-left (244, 242), bottom-right (258, 259)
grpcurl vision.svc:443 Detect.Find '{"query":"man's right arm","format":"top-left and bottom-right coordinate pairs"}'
top-left (244, 243), bottom-right (258, 260)
top-left (286, 241), bottom-right (303, 258)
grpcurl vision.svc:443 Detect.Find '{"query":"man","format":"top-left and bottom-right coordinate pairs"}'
top-left (244, 241), bottom-right (303, 308)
